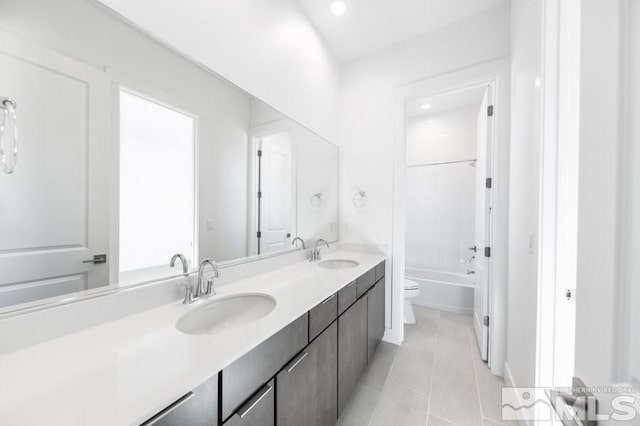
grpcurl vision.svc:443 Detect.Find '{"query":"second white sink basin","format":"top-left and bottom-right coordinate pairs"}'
top-left (176, 294), bottom-right (276, 335)
top-left (318, 259), bottom-right (360, 270)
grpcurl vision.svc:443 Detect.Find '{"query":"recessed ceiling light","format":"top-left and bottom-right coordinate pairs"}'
top-left (421, 103), bottom-right (432, 110)
top-left (331, 1), bottom-right (346, 16)
top-left (426, 119), bottom-right (433, 124)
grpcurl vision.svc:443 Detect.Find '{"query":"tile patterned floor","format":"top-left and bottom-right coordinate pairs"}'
top-left (337, 306), bottom-right (517, 426)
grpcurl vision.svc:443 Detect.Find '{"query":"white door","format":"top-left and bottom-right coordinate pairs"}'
top-left (543, 2), bottom-right (640, 424)
top-left (473, 86), bottom-right (493, 361)
top-left (0, 32), bottom-right (111, 308)
top-left (257, 131), bottom-right (294, 254)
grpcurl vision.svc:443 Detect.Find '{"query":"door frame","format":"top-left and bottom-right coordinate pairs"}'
top-left (392, 58), bottom-right (510, 375)
top-left (247, 119), bottom-right (296, 256)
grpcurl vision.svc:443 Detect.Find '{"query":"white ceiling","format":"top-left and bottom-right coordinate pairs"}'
top-left (295, 0), bottom-right (506, 61)
top-left (407, 85), bottom-right (486, 118)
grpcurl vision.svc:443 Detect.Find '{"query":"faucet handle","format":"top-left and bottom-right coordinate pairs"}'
top-left (206, 278), bottom-right (216, 296)
top-left (179, 282), bottom-right (195, 304)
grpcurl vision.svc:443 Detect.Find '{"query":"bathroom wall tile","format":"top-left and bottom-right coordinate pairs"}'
top-left (336, 384), bottom-right (381, 426)
top-left (370, 381), bottom-right (429, 426)
top-left (361, 341), bottom-right (398, 390)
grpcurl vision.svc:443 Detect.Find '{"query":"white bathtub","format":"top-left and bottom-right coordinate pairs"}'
top-left (405, 266), bottom-right (475, 315)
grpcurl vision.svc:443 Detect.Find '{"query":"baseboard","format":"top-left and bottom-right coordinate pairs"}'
top-left (412, 299), bottom-right (473, 316)
top-left (382, 327), bottom-right (402, 345)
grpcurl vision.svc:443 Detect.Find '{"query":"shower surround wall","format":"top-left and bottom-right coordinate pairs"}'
top-left (405, 104), bottom-right (479, 314)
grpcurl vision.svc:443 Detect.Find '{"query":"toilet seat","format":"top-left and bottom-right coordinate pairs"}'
top-left (404, 279), bottom-right (420, 291)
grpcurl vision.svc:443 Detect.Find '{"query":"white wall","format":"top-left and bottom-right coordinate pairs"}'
top-left (504, 0), bottom-right (542, 389)
top-left (405, 105), bottom-right (479, 273)
top-left (339, 3), bottom-right (511, 348)
top-left (96, 0), bottom-right (341, 142)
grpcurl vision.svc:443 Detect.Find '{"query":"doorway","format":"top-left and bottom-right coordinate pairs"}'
top-left (403, 84), bottom-right (495, 361)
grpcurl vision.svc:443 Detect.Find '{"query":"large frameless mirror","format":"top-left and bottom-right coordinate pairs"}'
top-left (0, 0), bottom-right (339, 312)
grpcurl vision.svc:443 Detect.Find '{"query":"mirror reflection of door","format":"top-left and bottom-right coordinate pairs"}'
top-left (0, 34), bottom-right (111, 308)
top-left (256, 130), bottom-right (295, 254)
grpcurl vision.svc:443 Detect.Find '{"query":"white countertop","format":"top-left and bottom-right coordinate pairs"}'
top-left (0, 250), bottom-right (385, 426)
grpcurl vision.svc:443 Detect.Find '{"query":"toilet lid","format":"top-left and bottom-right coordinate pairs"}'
top-left (404, 279), bottom-right (419, 290)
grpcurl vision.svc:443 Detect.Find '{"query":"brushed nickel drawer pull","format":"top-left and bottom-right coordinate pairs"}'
top-left (238, 383), bottom-right (272, 418)
top-left (286, 351), bottom-right (308, 373)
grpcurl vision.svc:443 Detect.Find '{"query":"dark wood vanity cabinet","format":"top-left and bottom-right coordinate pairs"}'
top-left (141, 375), bottom-right (218, 426)
top-left (141, 260), bottom-right (386, 426)
top-left (276, 321), bottom-right (338, 426)
top-left (337, 294), bottom-right (369, 415)
top-left (367, 278), bottom-right (385, 361)
top-left (221, 314), bottom-right (308, 421)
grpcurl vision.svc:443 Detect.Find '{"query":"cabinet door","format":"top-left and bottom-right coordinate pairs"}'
top-left (367, 280), bottom-right (385, 361)
top-left (222, 314), bottom-right (308, 420)
top-left (142, 375), bottom-right (217, 426)
top-left (277, 321), bottom-right (338, 426)
top-left (338, 296), bottom-right (368, 415)
top-left (223, 380), bottom-right (274, 426)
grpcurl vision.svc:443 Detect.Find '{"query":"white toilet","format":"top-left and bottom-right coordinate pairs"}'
top-left (404, 279), bottom-right (421, 324)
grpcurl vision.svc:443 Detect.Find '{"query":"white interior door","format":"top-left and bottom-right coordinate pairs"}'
top-left (0, 32), bottom-right (111, 308)
top-left (473, 86), bottom-right (493, 361)
top-left (257, 130), bottom-right (294, 254)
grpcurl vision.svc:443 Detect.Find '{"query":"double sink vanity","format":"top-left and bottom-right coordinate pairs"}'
top-left (0, 250), bottom-right (386, 426)
top-left (145, 254), bottom-right (385, 426)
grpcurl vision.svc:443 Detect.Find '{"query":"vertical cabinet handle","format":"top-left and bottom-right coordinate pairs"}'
top-left (237, 383), bottom-right (273, 419)
top-left (286, 351), bottom-right (308, 373)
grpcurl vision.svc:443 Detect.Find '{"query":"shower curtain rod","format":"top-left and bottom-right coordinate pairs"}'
top-left (407, 158), bottom-right (477, 168)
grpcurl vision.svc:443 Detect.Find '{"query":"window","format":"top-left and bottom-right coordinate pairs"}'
top-left (119, 89), bottom-right (196, 282)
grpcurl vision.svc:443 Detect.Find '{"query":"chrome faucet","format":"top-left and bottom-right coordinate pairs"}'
top-left (169, 253), bottom-right (189, 274)
top-left (310, 239), bottom-right (330, 261)
top-left (291, 237), bottom-right (306, 250)
top-left (196, 259), bottom-right (220, 298)
top-left (181, 258), bottom-right (221, 304)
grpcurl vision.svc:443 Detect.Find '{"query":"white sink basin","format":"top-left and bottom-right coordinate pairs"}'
top-left (318, 259), bottom-right (360, 270)
top-left (176, 294), bottom-right (276, 335)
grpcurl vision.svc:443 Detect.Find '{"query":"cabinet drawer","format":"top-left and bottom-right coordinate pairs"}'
top-left (221, 314), bottom-right (308, 421)
top-left (223, 380), bottom-right (274, 426)
top-left (338, 281), bottom-right (356, 315)
top-left (375, 261), bottom-right (385, 282)
top-left (142, 375), bottom-right (218, 426)
top-left (356, 267), bottom-right (376, 298)
top-left (309, 293), bottom-right (337, 341)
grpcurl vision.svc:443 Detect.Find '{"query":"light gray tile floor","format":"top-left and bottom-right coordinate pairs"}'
top-left (337, 306), bottom-right (516, 426)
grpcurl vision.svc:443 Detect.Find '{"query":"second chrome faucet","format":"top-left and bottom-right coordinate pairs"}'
top-left (170, 254), bottom-right (221, 304)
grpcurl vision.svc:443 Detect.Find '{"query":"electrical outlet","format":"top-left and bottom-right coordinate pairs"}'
top-left (528, 231), bottom-right (534, 254)
top-left (206, 219), bottom-right (215, 231)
